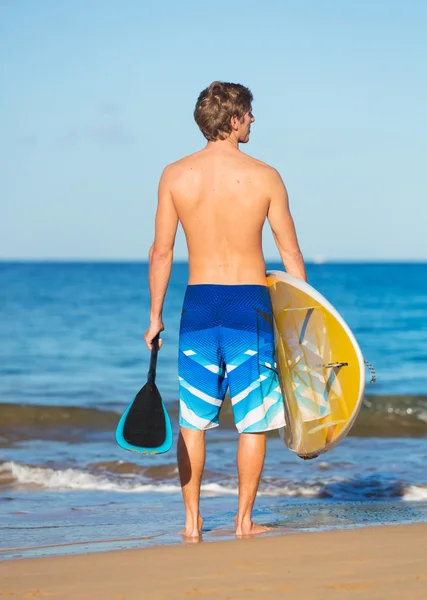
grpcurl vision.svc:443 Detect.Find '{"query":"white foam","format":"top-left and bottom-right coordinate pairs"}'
top-left (403, 485), bottom-right (427, 501)
top-left (0, 462), bottom-right (322, 498)
top-left (264, 484), bottom-right (322, 497)
top-left (202, 482), bottom-right (321, 498)
top-left (0, 462), bottom-right (182, 494)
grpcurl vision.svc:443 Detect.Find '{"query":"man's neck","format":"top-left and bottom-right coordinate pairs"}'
top-left (206, 135), bottom-right (240, 151)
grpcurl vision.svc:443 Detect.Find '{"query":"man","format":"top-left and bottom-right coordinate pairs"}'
top-left (144, 81), bottom-right (307, 538)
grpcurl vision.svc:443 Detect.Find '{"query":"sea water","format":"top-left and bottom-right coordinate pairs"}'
top-left (1, 262), bottom-right (427, 559)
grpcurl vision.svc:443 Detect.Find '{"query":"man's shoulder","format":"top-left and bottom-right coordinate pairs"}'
top-left (160, 151), bottom-right (203, 182)
top-left (243, 154), bottom-right (282, 182)
top-left (165, 151), bottom-right (203, 170)
top-left (161, 150), bottom-right (283, 185)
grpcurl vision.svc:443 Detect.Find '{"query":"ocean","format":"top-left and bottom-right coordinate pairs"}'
top-left (1, 261), bottom-right (427, 560)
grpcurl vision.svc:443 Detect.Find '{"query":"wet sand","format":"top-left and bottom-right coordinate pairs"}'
top-left (1, 523), bottom-right (426, 599)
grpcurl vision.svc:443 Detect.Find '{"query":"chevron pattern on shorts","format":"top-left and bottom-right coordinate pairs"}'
top-left (178, 284), bottom-right (286, 433)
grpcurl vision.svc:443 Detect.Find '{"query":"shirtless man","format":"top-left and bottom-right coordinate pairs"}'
top-left (144, 81), bottom-right (307, 538)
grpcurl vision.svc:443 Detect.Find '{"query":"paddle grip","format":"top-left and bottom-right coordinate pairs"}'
top-left (147, 334), bottom-right (159, 384)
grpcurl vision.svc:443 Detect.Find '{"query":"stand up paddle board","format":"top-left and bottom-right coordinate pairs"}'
top-left (116, 335), bottom-right (173, 455)
top-left (267, 271), bottom-right (366, 459)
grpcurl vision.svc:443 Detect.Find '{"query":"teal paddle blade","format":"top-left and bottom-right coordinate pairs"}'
top-left (115, 336), bottom-right (173, 454)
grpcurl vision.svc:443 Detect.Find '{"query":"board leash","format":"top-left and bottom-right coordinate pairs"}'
top-left (364, 360), bottom-right (376, 383)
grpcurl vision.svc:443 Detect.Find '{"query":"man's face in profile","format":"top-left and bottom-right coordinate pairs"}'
top-left (238, 108), bottom-right (255, 144)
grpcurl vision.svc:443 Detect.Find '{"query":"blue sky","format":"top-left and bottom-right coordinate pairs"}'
top-left (1, 0), bottom-right (426, 260)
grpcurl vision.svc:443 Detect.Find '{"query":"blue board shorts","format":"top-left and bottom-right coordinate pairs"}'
top-left (178, 284), bottom-right (286, 433)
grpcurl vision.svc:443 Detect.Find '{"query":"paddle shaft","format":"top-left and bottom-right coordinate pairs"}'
top-left (147, 335), bottom-right (159, 384)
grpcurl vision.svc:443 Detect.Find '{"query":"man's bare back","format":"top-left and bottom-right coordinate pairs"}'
top-left (155, 143), bottom-right (306, 290)
top-left (165, 144), bottom-right (272, 285)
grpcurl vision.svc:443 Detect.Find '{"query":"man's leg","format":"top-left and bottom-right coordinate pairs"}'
top-left (235, 432), bottom-right (272, 536)
top-left (177, 427), bottom-right (205, 537)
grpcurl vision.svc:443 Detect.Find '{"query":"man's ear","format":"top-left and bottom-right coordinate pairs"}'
top-left (230, 115), bottom-right (240, 131)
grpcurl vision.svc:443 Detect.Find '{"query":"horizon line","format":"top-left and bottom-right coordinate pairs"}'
top-left (1, 258), bottom-right (426, 264)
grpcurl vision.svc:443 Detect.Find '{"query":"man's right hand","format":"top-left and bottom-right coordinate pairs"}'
top-left (144, 320), bottom-right (164, 350)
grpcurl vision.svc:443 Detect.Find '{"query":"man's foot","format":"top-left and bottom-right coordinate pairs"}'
top-left (235, 517), bottom-right (274, 537)
top-left (180, 515), bottom-right (203, 538)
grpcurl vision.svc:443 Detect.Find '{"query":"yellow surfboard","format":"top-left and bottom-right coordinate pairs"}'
top-left (266, 271), bottom-right (365, 459)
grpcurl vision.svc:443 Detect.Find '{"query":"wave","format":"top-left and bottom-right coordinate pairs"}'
top-left (0, 403), bottom-right (120, 446)
top-left (351, 395), bottom-right (427, 437)
top-left (1, 395), bottom-right (427, 445)
top-left (0, 461), bottom-right (315, 496)
top-left (0, 461), bottom-right (182, 494)
top-left (0, 403), bottom-right (118, 429)
top-left (1, 461), bottom-right (427, 502)
top-left (403, 485), bottom-right (427, 501)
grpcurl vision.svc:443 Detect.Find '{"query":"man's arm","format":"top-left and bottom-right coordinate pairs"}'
top-left (144, 166), bottom-right (179, 349)
top-left (267, 169), bottom-right (307, 282)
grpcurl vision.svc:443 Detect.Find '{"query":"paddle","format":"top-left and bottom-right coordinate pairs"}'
top-left (115, 335), bottom-right (173, 454)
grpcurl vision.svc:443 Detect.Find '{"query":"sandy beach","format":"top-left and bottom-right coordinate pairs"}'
top-left (1, 524), bottom-right (426, 599)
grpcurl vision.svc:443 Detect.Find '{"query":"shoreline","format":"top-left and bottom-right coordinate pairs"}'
top-left (1, 523), bottom-right (426, 599)
top-left (3, 512), bottom-right (427, 561)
